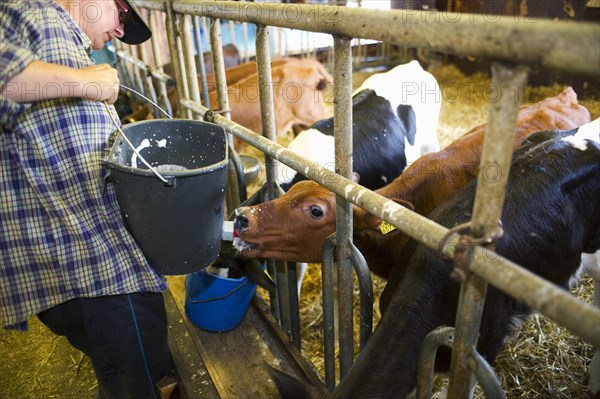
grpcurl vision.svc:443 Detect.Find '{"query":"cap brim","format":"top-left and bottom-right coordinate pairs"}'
top-left (119, 0), bottom-right (152, 45)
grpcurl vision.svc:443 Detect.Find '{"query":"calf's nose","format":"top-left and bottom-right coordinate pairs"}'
top-left (234, 214), bottom-right (250, 231)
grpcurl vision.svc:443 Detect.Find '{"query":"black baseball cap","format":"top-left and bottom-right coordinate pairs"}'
top-left (117, 0), bottom-right (152, 45)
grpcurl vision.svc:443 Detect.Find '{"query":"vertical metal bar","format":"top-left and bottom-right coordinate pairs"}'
top-left (255, 25), bottom-right (277, 205)
top-left (349, 243), bottom-right (372, 348)
top-left (148, 10), bottom-right (173, 116)
top-left (164, 0), bottom-right (187, 119)
top-left (446, 62), bottom-right (528, 398)
top-left (256, 23), bottom-right (302, 345)
top-left (266, 260), bottom-right (280, 323)
top-left (136, 39), bottom-right (159, 117)
top-left (322, 234), bottom-right (337, 392)
top-left (241, 22), bottom-right (250, 62)
top-left (193, 16), bottom-right (211, 107)
top-left (201, 17), bottom-right (210, 49)
top-left (255, 22), bottom-right (278, 323)
top-left (286, 261), bottom-right (301, 350)
top-left (229, 20), bottom-right (237, 49)
top-left (333, 36), bottom-right (354, 379)
top-left (210, 19), bottom-right (230, 121)
top-left (469, 349), bottom-right (506, 398)
top-left (416, 327), bottom-right (455, 399)
top-left (210, 18), bottom-right (241, 214)
top-left (114, 41), bottom-right (133, 90)
top-left (130, 46), bottom-right (146, 97)
top-left (181, 15), bottom-right (201, 119)
top-left (275, 260), bottom-right (292, 342)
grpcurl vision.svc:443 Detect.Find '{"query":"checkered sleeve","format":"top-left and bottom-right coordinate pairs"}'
top-left (0, 6), bottom-right (37, 126)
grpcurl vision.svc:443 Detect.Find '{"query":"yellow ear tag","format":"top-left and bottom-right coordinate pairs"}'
top-left (380, 221), bottom-right (397, 235)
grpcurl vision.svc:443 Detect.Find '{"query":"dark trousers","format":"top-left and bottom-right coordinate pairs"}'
top-left (37, 292), bottom-right (172, 399)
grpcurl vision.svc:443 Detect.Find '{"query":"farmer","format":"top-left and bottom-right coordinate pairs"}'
top-left (1, 1), bottom-right (172, 398)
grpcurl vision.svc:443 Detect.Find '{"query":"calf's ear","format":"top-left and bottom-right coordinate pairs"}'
top-left (397, 104), bottom-right (417, 146)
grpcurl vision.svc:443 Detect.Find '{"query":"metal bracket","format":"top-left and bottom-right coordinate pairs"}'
top-left (438, 221), bottom-right (503, 283)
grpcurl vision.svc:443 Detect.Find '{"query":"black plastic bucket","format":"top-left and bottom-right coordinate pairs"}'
top-left (105, 119), bottom-right (228, 275)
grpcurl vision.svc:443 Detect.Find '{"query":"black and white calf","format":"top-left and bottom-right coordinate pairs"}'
top-left (277, 88), bottom-right (417, 191)
top-left (353, 59), bottom-right (442, 164)
top-left (278, 60), bottom-right (442, 190)
top-left (269, 129), bottom-right (600, 399)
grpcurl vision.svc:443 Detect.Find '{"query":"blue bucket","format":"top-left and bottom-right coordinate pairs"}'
top-left (185, 269), bottom-right (257, 332)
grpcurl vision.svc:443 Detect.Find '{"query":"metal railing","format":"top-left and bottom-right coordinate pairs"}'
top-left (116, 1), bottom-right (600, 397)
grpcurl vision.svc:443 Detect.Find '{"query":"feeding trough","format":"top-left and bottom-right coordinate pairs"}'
top-left (105, 119), bottom-right (228, 275)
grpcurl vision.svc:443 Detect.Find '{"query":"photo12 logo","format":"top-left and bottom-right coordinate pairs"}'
top-left (199, 0), bottom-right (340, 25)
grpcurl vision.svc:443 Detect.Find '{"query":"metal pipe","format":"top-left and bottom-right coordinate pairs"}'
top-left (275, 260), bottom-right (292, 343)
top-left (469, 349), bottom-right (506, 399)
top-left (148, 10), bottom-right (173, 116)
top-left (116, 51), bottom-right (174, 86)
top-left (164, 0), bottom-right (187, 119)
top-left (286, 261), bottom-right (301, 351)
top-left (209, 19), bottom-right (230, 122)
top-left (322, 234), bottom-right (337, 392)
top-left (255, 25), bottom-right (278, 197)
top-left (193, 16), bottom-right (211, 107)
top-left (129, 46), bottom-right (147, 98)
top-left (136, 35), bottom-right (159, 114)
top-left (241, 22), bottom-right (250, 62)
top-left (349, 242), bottom-right (372, 348)
top-left (447, 63), bottom-right (528, 398)
top-left (416, 326), bottom-right (455, 399)
top-left (209, 17), bottom-right (241, 214)
top-left (333, 36), bottom-right (354, 380)
top-left (147, 0), bottom-right (600, 76)
top-left (181, 14), bottom-right (201, 119)
top-left (255, 23), bottom-right (303, 345)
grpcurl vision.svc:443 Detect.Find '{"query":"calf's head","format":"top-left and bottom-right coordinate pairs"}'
top-left (233, 180), bottom-right (412, 263)
top-left (233, 181), bottom-right (338, 262)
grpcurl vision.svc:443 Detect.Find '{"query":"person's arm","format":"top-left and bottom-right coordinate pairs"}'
top-left (0, 60), bottom-right (120, 104)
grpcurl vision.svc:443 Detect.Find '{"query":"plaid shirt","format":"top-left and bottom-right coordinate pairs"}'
top-left (0, 0), bottom-right (167, 330)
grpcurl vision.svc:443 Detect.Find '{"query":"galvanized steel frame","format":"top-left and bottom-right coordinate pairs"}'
top-left (122, 1), bottom-right (599, 397)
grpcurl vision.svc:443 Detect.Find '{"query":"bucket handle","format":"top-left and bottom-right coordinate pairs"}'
top-left (104, 101), bottom-right (170, 184)
top-left (185, 275), bottom-right (251, 304)
top-left (119, 84), bottom-right (173, 119)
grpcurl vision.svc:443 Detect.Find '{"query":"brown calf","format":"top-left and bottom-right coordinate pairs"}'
top-left (233, 87), bottom-right (591, 276)
top-left (208, 57), bottom-right (332, 151)
top-left (121, 58), bottom-right (332, 152)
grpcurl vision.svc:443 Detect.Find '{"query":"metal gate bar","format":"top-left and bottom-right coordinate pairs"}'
top-left (161, 0), bottom-right (599, 75)
top-left (332, 35), bottom-right (355, 380)
top-left (447, 62), bottom-right (529, 398)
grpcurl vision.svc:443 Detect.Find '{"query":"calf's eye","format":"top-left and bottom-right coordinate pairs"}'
top-left (309, 206), bottom-right (324, 218)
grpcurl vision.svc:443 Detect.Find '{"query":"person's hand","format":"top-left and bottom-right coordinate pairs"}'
top-left (76, 64), bottom-right (120, 104)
